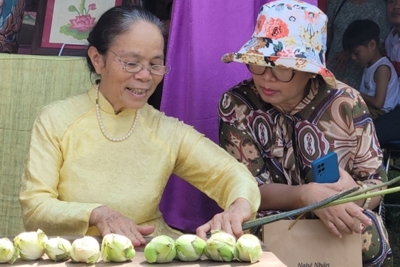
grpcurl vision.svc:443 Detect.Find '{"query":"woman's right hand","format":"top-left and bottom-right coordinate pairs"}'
top-left (89, 206), bottom-right (155, 247)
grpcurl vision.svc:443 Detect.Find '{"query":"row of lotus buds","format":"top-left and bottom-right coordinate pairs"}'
top-left (145, 230), bottom-right (263, 263)
top-left (0, 229), bottom-right (134, 264)
top-left (0, 229), bottom-right (262, 264)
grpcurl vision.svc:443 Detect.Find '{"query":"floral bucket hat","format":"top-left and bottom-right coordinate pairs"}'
top-left (222, 0), bottom-right (336, 87)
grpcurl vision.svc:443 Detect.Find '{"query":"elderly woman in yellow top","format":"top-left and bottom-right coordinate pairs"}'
top-left (19, 5), bottom-right (260, 247)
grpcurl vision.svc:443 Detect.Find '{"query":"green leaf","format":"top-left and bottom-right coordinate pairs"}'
top-left (59, 24), bottom-right (92, 40)
top-left (68, 5), bottom-right (79, 13)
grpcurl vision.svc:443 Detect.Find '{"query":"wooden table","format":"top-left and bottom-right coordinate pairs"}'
top-left (9, 236), bottom-right (287, 266)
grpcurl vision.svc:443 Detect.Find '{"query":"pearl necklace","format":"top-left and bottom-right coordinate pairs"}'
top-left (95, 85), bottom-right (140, 142)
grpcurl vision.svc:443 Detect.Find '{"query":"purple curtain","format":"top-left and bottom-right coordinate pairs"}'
top-left (159, 0), bottom-right (318, 233)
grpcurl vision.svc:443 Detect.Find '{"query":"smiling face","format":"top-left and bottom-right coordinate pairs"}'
top-left (252, 67), bottom-right (313, 112)
top-left (88, 21), bottom-right (165, 113)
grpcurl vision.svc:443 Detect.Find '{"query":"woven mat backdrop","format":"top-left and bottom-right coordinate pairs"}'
top-left (0, 54), bottom-right (92, 236)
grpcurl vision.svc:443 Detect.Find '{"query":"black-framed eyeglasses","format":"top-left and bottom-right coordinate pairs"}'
top-left (108, 50), bottom-right (170, 76)
top-left (246, 64), bottom-right (296, 83)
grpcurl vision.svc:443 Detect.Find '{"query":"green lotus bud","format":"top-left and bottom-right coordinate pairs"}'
top-left (70, 236), bottom-right (100, 264)
top-left (204, 230), bottom-right (236, 262)
top-left (144, 235), bottom-right (176, 263)
top-left (234, 234), bottom-right (262, 263)
top-left (44, 237), bottom-right (71, 262)
top-left (0, 237), bottom-right (18, 264)
top-left (14, 229), bottom-right (48, 261)
top-left (175, 234), bottom-right (206, 261)
top-left (101, 233), bottom-right (135, 263)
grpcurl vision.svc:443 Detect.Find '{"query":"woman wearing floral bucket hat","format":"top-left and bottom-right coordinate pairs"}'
top-left (218, 0), bottom-right (392, 266)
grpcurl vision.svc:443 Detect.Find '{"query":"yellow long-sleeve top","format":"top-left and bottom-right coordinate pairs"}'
top-left (19, 86), bottom-right (260, 237)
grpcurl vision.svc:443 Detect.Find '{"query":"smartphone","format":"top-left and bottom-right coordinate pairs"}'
top-left (311, 152), bottom-right (339, 183)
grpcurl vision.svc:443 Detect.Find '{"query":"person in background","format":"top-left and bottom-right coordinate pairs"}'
top-left (343, 19), bottom-right (400, 120)
top-left (19, 5), bottom-right (260, 247)
top-left (374, 0), bottom-right (400, 145)
top-left (385, 0), bottom-right (400, 75)
top-left (218, 0), bottom-right (392, 266)
top-left (326, 0), bottom-right (390, 90)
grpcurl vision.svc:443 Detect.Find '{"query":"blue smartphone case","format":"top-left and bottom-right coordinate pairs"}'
top-left (311, 152), bottom-right (339, 183)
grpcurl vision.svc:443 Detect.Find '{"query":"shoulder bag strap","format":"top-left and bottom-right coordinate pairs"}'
top-left (331, 0), bottom-right (347, 25)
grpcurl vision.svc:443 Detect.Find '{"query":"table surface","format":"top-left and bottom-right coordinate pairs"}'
top-left (8, 236), bottom-right (287, 267)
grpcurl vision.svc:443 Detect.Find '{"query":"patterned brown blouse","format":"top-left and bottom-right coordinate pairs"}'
top-left (218, 78), bottom-right (387, 190)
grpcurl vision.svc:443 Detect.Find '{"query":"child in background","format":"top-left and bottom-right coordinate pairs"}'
top-left (374, 0), bottom-right (400, 146)
top-left (343, 19), bottom-right (400, 120)
top-left (386, 0), bottom-right (400, 76)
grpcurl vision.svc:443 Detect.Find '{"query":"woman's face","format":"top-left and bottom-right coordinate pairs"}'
top-left (252, 67), bottom-right (313, 112)
top-left (90, 21), bottom-right (165, 113)
top-left (387, 0), bottom-right (400, 26)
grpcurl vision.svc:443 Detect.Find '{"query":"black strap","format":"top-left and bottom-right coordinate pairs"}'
top-left (331, 0), bottom-right (347, 25)
top-left (326, 0), bottom-right (347, 55)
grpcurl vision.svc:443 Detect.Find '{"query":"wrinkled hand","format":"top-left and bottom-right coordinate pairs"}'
top-left (196, 198), bottom-right (252, 240)
top-left (89, 206), bottom-right (155, 247)
top-left (305, 168), bottom-right (371, 238)
top-left (329, 50), bottom-right (350, 73)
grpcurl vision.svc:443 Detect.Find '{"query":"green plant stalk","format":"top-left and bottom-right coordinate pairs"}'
top-left (242, 186), bottom-right (359, 230)
top-left (242, 176), bottom-right (400, 230)
top-left (345, 176), bottom-right (400, 198)
top-left (323, 186), bottom-right (400, 208)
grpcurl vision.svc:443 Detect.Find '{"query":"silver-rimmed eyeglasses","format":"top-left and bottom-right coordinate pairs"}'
top-left (246, 64), bottom-right (296, 83)
top-left (109, 50), bottom-right (170, 76)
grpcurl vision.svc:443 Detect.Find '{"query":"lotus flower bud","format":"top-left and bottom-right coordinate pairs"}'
top-left (0, 238), bottom-right (18, 264)
top-left (14, 229), bottom-right (48, 261)
top-left (144, 235), bottom-right (176, 263)
top-left (70, 236), bottom-right (100, 264)
top-left (234, 234), bottom-right (262, 263)
top-left (204, 230), bottom-right (236, 262)
top-left (175, 234), bottom-right (206, 261)
top-left (101, 234), bottom-right (135, 262)
top-left (44, 237), bottom-right (71, 262)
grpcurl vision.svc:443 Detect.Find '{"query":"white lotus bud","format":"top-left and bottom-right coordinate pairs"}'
top-left (234, 234), bottom-right (262, 263)
top-left (101, 234), bottom-right (135, 262)
top-left (70, 236), bottom-right (100, 264)
top-left (144, 235), bottom-right (176, 263)
top-left (175, 234), bottom-right (206, 261)
top-left (14, 229), bottom-right (48, 261)
top-left (44, 237), bottom-right (71, 262)
top-left (0, 238), bottom-right (18, 264)
top-left (204, 230), bottom-right (236, 262)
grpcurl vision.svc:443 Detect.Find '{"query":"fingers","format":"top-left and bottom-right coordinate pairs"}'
top-left (90, 206), bottom-right (154, 247)
top-left (196, 222), bottom-right (211, 240)
top-left (197, 210), bottom-right (245, 240)
top-left (317, 203), bottom-right (371, 238)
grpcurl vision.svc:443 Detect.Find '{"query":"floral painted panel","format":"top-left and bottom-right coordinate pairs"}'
top-left (42, 0), bottom-right (121, 48)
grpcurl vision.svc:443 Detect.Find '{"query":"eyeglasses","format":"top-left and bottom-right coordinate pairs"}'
top-left (108, 50), bottom-right (170, 76)
top-left (246, 64), bottom-right (296, 83)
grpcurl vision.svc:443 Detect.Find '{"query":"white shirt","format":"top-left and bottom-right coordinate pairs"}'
top-left (385, 28), bottom-right (400, 75)
top-left (360, 57), bottom-right (400, 112)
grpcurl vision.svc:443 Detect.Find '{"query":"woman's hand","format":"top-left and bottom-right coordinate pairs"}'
top-left (89, 206), bottom-right (155, 247)
top-left (196, 198), bottom-right (252, 240)
top-left (328, 50), bottom-right (351, 73)
top-left (305, 169), bottom-right (372, 238)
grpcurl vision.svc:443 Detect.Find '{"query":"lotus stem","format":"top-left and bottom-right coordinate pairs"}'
top-left (242, 186), bottom-right (359, 230)
top-left (323, 186), bottom-right (400, 208)
top-left (242, 176), bottom-right (400, 231)
top-left (345, 176), bottom-right (400, 198)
